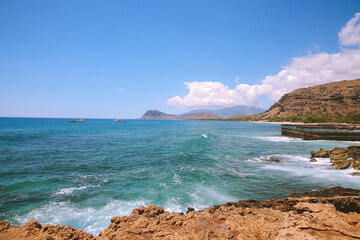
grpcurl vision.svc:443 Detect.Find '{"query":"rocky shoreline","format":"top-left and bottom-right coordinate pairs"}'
top-left (1, 187), bottom-right (360, 239)
top-left (311, 146), bottom-right (360, 173)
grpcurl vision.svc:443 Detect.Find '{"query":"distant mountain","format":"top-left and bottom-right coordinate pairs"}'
top-left (259, 79), bottom-right (360, 119)
top-left (184, 105), bottom-right (265, 117)
top-left (140, 110), bottom-right (222, 120)
top-left (140, 110), bottom-right (177, 120)
top-left (178, 112), bottom-right (222, 120)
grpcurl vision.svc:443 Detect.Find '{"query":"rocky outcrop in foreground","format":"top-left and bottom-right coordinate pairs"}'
top-left (311, 146), bottom-right (360, 170)
top-left (1, 187), bottom-right (360, 239)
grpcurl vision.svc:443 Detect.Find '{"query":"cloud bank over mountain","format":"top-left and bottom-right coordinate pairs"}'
top-left (168, 13), bottom-right (360, 109)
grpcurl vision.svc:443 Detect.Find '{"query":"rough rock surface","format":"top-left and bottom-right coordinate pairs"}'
top-left (259, 79), bottom-right (360, 119)
top-left (311, 146), bottom-right (360, 170)
top-left (2, 187), bottom-right (360, 240)
top-left (0, 220), bottom-right (95, 240)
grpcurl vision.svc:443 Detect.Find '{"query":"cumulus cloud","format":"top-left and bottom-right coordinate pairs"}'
top-left (168, 13), bottom-right (360, 109)
top-left (263, 48), bottom-right (360, 100)
top-left (339, 13), bottom-right (360, 46)
top-left (167, 81), bottom-right (271, 108)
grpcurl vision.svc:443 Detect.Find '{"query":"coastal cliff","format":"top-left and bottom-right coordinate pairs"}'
top-left (1, 187), bottom-right (360, 239)
top-left (259, 79), bottom-right (360, 120)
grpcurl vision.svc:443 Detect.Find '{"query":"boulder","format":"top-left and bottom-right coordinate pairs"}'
top-left (310, 146), bottom-right (360, 171)
top-left (352, 161), bottom-right (360, 170)
top-left (329, 147), bottom-right (350, 162)
top-left (332, 160), bottom-right (352, 169)
top-left (310, 148), bottom-right (330, 158)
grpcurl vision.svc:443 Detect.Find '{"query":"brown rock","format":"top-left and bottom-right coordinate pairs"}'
top-left (310, 146), bottom-right (360, 170)
top-left (352, 162), bottom-right (360, 170)
top-left (351, 172), bottom-right (360, 176)
top-left (333, 160), bottom-right (352, 169)
top-left (2, 187), bottom-right (360, 240)
top-left (263, 156), bottom-right (281, 163)
top-left (311, 148), bottom-right (330, 158)
top-left (330, 147), bottom-right (350, 162)
top-left (310, 158), bottom-right (317, 162)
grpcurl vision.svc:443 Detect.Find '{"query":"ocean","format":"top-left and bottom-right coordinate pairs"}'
top-left (1, 118), bottom-right (359, 235)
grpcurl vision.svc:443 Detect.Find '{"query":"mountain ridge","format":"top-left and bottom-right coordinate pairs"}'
top-left (140, 110), bottom-right (222, 120)
top-left (139, 105), bottom-right (265, 120)
top-left (183, 105), bottom-right (265, 117)
top-left (259, 78), bottom-right (360, 120)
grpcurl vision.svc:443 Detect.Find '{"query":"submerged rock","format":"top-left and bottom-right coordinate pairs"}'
top-left (262, 156), bottom-right (281, 163)
top-left (351, 172), bottom-right (360, 176)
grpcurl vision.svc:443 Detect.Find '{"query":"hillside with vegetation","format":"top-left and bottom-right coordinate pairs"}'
top-left (258, 79), bottom-right (360, 123)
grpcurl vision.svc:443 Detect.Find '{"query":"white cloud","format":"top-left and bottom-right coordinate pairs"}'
top-left (118, 87), bottom-right (123, 91)
top-left (167, 81), bottom-right (271, 108)
top-left (339, 13), bottom-right (360, 46)
top-left (168, 13), bottom-right (360, 109)
top-left (263, 48), bottom-right (360, 100)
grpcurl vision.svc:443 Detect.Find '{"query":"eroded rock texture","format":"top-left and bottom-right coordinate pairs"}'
top-left (311, 146), bottom-right (360, 170)
top-left (1, 187), bottom-right (360, 240)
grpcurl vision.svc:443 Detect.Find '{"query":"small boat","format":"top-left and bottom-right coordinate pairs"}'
top-left (67, 120), bottom-right (77, 123)
top-left (114, 119), bottom-right (126, 122)
top-left (77, 119), bottom-right (86, 122)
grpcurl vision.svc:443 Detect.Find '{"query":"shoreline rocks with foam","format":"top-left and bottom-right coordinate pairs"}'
top-left (1, 187), bottom-right (360, 239)
top-left (311, 146), bottom-right (360, 170)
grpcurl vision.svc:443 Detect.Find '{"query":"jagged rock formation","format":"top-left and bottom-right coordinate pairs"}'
top-left (311, 146), bottom-right (360, 170)
top-left (1, 187), bottom-right (360, 239)
top-left (259, 79), bottom-right (360, 119)
top-left (140, 110), bottom-right (222, 120)
top-left (0, 221), bottom-right (95, 240)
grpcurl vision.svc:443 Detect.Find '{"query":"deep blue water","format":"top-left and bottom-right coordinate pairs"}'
top-left (1, 118), bottom-right (359, 235)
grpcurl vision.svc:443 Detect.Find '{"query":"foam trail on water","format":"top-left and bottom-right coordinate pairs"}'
top-left (260, 155), bottom-right (360, 188)
top-left (53, 186), bottom-right (94, 196)
top-left (256, 136), bottom-right (304, 142)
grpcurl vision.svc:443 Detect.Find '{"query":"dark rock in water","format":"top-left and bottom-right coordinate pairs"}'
top-left (186, 207), bottom-right (195, 213)
top-left (333, 160), bottom-right (352, 169)
top-left (309, 158), bottom-right (317, 162)
top-left (353, 162), bottom-right (360, 170)
top-left (310, 148), bottom-right (330, 158)
top-left (290, 186), bottom-right (360, 198)
top-left (351, 172), bottom-right (360, 176)
top-left (263, 156), bottom-right (281, 163)
top-left (330, 147), bottom-right (350, 162)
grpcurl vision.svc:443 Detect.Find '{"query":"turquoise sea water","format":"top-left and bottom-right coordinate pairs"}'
top-left (1, 118), bottom-right (360, 235)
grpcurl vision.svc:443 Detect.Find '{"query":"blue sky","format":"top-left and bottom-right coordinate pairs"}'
top-left (0, 0), bottom-right (359, 118)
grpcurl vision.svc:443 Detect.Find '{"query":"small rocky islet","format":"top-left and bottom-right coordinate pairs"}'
top-left (310, 146), bottom-right (360, 173)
